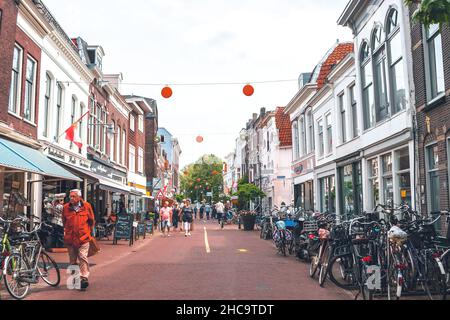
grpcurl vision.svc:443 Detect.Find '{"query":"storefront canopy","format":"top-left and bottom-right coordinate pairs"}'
top-left (0, 138), bottom-right (81, 181)
top-left (71, 167), bottom-right (131, 195)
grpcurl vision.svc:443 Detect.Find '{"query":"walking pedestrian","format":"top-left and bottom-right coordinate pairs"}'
top-left (63, 189), bottom-right (95, 291)
top-left (205, 203), bottom-right (211, 220)
top-left (216, 201), bottom-right (225, 225)
top-left (160, 201), bottom-right (173, 237)
top-left (212, 203), bottom-right (217, 220)
top-left (182, 199), bottom-right (194, 237)
top-left (199, 203), bottom-right (205, 220)
top-left (172, 203), bottom-right (180, 232)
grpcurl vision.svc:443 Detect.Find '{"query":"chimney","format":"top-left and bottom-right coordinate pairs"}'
top-left (104, 73), bottom-right (123, 91)
top-left (252, 113), bottom-right (257, 121)
top-left (260, 108), bottom-right (266, 117)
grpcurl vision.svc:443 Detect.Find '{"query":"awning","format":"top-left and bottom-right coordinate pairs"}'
top-left (0, 138), bottom-right (81, 181)
top-left (75, 167), bottom-right (131, 195)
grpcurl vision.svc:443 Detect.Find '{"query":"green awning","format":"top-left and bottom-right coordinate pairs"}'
top-left (0, 138), bottom-right (81, 181)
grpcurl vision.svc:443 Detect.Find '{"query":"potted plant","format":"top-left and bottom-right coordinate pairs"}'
top-left (235, 182), bottom-right (265, 231)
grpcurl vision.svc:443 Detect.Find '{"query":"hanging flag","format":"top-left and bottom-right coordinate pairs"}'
top-left (64, 111), bottom-right (90, 149)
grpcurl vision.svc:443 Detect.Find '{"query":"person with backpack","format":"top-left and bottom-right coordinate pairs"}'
top-left (182, 199), bottom-right (194, 237)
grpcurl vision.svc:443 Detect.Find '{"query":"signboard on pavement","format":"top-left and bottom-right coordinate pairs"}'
top-left (113, 214), bottom-right (134, 246)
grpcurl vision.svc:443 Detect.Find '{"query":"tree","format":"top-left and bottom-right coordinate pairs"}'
top-left (405, 0), bottom-right (450, 26)
top-left (235, 183), bottom-right (266, 211)
top-left (180, 155), bottom-right (224, 203)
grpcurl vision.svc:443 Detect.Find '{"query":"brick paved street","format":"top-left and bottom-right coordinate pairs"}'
top-left (0, 220), bottom-right (353, 300)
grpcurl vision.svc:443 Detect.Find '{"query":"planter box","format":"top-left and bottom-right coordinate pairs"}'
top-left (241, 215), bottom-right (256, 231)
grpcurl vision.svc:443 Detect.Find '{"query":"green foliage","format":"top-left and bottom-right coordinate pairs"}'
top-left (236, 183), bottom-right (266, 210)
top-left (405, 0), bottom-right (450, 26)
top-left (180, 154), bottom-right (224, 203)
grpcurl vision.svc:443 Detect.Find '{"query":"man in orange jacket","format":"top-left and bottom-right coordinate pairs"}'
top-left (63, 189), bottom-right (95, 291)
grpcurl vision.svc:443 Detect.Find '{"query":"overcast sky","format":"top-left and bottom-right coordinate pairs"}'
top-left (44, 0), bottom-right (352, 169)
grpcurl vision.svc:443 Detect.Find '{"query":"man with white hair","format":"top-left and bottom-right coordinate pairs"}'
top-left (63, 189), bottom-right (95, 291)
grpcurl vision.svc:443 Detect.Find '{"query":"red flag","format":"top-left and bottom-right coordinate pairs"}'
top-left (64, 110), bottom-right (89, 149)
top-left (65, 124), bottom-right (83, 149)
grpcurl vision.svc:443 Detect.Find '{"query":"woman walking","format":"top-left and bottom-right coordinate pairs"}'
top-left (172, 203), bottom-right (181, 232)
top-left (182, 199), bottom-right (194, 237)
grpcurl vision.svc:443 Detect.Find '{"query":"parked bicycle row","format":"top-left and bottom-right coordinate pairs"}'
top-left (258, 204), bottom-right (450, 300)
top-left (0, 214), bottom-right (60, 300)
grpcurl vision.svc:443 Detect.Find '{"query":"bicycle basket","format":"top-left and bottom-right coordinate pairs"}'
top-left (303, 221), bottom-right (318, 233)
top-left (330, 225), bottom-right (348, 242)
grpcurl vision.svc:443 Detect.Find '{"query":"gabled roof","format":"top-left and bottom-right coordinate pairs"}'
top-left (315, 42), bottom-right (354, 89)
top-left (275, 107), bottom-right (292, 148)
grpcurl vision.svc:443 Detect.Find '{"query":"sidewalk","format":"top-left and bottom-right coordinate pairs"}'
top-left (0, 232), bottom-right (157, 300)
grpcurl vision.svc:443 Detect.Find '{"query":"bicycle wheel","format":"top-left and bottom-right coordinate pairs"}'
top-left (328, 254), bottom-right (358, 290)
top-left (310, 254), bottom-right (320, 278)
top-left (361, 265), bottom-right (374, 300)
top-left (425, 257), bottom-right (447, 300)
top-left (38, 251), bottom-right (60, 287)
top-left (319, 245), bottom-right (332, 287)
top-left (3, 253), bottom-right (30, 300)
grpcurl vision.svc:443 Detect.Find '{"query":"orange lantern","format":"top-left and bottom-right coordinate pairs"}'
top-left (196, 136), bottom-right (204, 143)
top-left (197, 178), bottom-right (201, 182)
top-left (243, 84), bottom-right (254, 97)
top-left (161, 86), bottom-right (173, 99)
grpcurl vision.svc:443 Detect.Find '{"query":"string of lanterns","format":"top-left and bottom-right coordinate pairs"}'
top-left (161, 83), bottom-right (255, 99)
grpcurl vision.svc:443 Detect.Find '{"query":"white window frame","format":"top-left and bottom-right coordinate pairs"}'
top-left (116, 125), bottom-right (121, 164)
top-left (367, 158), bottom-right (380, 210)
top-left (292, 120), bottom-right (300, 160)
top-left (8, 44), bottom-right (23, 116)
top-left (55, 82), bottom-right (64, 142)
top-left (129, 144), bottom-right (136, 173)
top-left (70, 95), bottom-right (77, 150)
top-left (79, 103), bottom-right (85, 153)
top-left (23, 55), bottom-right (37, 123)
top-left (423, 24), bottom-right (446, 104)
top-left (138, 147), bottom-right (144, 174)
top-left (43, 73), bottom-right (52, 137)
top-left (425, 142), bottom-right (440, 212)
top-left (338, 92), bottom-right (346, 144)
top-left (110, 120), bottom-right (115, 161)
top-left (122, 129), bottom-right (126, 166)
top-left (348, 83), bottom-right (358, 138)
top-left (317, 118), bottom-right (324, 158)
top-left (130, 113), bottom-right (135, 132)
top-left (138, 115), bottom-right (144, 132)
top-left (325, 113), bottom-right (333, 155)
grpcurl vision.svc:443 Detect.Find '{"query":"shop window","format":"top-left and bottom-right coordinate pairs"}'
top-left (426, 144), bottom-right (440, 212)
top-left (381, 153), bottom-right (394, 205)
top-left (339, 162), bottom-right (362, 219)
top-left (0, 172), bottom-right (26, 218)
top-left (320, 176), bottom-right (336, 213)
top-left (396, 148), bottom-right (411, 205)
top-left (368, 158), bottom-right (380, 210)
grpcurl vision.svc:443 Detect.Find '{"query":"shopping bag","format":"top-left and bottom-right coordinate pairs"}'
top-left (88, 238), bottom-right (101, 257)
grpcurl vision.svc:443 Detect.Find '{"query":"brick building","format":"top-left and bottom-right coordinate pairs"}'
top-left (409, 4), bottom-right (450, 215)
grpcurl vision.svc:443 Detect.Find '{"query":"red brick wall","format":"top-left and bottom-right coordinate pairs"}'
top-left (0, 0), bottom-right (18, 125)
top-left (0, 3), bottom-right (41, 140)
top-left (410, 4), bottom-right (450, 213)
top-left (128, 106), bottom-right (146, 174)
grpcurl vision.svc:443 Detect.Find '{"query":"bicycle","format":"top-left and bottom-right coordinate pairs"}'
top-left (3, 216), bottom-right (60, 300)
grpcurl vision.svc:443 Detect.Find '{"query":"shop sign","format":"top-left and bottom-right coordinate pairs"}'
top-left (91, 161), bottom-right (126, 181)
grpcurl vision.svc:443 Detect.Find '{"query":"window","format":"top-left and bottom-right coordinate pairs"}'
top-left (110, 121), bottom-right (115, 161)
top-left (396, 148), bottom-right (411, 205)
top-left (102, 109), bottom-right (107, 154)
top-left (267, 131), bottom-right (270, 151)
top-left (326, 113), bottom-right (333, 154)
top-left (339, 162), bottom-right (363, 219)
top-left (320, 176), bottom-right (336, 213)
top-left (122, 130), bottom-right (126, 166)
top-left (381, 154), bottom-right (393, 204)
top-left (349, 84), bottom-right (358, 138)
top-left (130, 114), bottom-right (135, 131)
top-left (300, 116), bottom-right (307, 156)
top-left (426, 144), bottom-right (440, 212)
top-left (138, 147), bottom-right (144, 174)
top-left (293, 121), bottom-right (300, 160)
top-left (9, 45), bottom-right (22, 114)
top-left (138, 115), bottom-right (144, 132)
top-left (43, 74), bottom-right (52, 137)
top-left (55, 83), bottom-right (63, 142)
top-left (70, 96), bottom-right (76, 149)
top-left (387, 10), bottom-right (406, 114)
top-left (425, 24), bottom-right (445, 102)
top-left (88, 95), bottom-right (95, 147)
top-left (116, 125), bottom-right (121, 164)
top-left (339, 93), bottom-right (346, 144)
top-left (79, 103), bottom-right (85, 153)
top-left (160, 135), bottom-right (165, 143)
top-left (360, 42), bottom-right (375, 129)
top-left (307, 110), bottom-right (314, 154)
top-left (372, 27), bottom-right (389, 123)
top-left (23, 56), bottom-right (36, 122)
top-left (129, 145), bottom-right (136, 173)
top-left (95, 104), bottom-right (102, 149)
top-left (368, 158), bottom-right (380, 210)
top-left (318, 119), bottom-right (324, 157)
